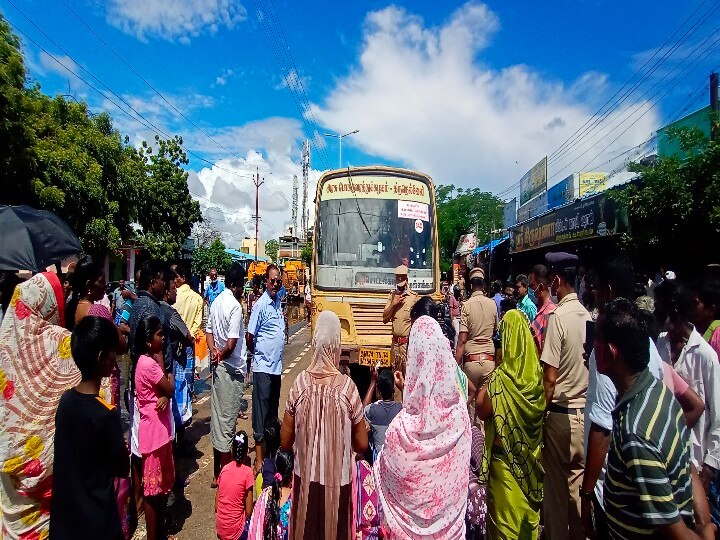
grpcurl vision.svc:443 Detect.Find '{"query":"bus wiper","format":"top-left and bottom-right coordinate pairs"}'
top-left (347, 167), bottom-right (371, 236)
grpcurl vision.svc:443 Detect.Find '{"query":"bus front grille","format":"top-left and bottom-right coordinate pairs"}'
top-left (350, 303), bottom-right (392, 336)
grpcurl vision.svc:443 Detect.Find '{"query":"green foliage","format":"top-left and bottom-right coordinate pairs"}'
top-left (265, 239), bottom-right (279, 262)
top-left (300, 242), bottom-right (313, 266)
top-left (435, 185), bottom-right (504, 272)
top-left (611, 123), bottom-right (720, 269)
top-left (135, 136), bottom-right (201, 261)
top-left (0, 19), bottom-right (201, 260)
top-left (0, 17), bottom-right (36, 198)
top-left (191, 238), bottom-right (232, 277)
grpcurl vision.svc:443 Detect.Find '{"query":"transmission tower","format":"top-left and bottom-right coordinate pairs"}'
top-left (291, 174), bottom-right (298, 236)
top-left (301, 139), bottom-right (310, 237)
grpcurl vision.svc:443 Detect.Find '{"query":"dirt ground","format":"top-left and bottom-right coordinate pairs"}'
top-left (131, 322), bottom-right (313, 540)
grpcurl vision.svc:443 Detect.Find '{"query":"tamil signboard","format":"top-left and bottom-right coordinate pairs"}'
top-left (510, 192), bottom-right (629, 253)
top-left (519, 157), bottom-right (548, 205)
top-left (579, 172), bottom-right (607, 198)
top-left (548, 174), bottom-right (577, 210)
top-left (455, 233), bottom-right (477, 255)
top-left (517, 192), bottom-right (548, 223)
top-left (502, 198), bottom-right (517, 229)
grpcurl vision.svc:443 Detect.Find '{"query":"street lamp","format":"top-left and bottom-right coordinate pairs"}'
top-left (324, 130), bottom-right (359, 168)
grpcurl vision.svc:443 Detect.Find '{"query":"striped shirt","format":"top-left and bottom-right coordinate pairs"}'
top-left (604, 368), bottom-right (694, 538)
top-left (531, 298), bottom-right (556, 353)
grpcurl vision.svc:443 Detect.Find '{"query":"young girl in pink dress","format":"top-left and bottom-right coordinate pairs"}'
top-left (134, 316), bottom-right (175, 540)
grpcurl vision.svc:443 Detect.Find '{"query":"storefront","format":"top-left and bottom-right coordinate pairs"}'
top-left (508, 190), bottom-right (630, 271)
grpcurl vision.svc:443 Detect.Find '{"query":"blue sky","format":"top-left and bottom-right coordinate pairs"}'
top-left (3, 0), bottom-right (717, 245)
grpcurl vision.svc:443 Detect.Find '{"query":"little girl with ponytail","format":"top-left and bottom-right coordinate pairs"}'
top-left (215, 431), bottom-right (255, 540)
top-left (248, 449), bottom-right (294, 540)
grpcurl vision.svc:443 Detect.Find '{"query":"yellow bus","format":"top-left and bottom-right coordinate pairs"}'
top-left (310, 166), bottom-right (440, 368)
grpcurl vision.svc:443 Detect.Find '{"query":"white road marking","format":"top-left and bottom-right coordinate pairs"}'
top-left (283, 368), bottom-right (291, 374)
top-left (289, 362), bottom-right (298, 368)
top-left (196, 396), bottom-right (209, 405)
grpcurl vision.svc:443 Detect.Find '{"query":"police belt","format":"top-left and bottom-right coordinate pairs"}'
top-left (392, 336), bottom-right (409, 345)
top-left (464, 353), bottom-right (494, 363)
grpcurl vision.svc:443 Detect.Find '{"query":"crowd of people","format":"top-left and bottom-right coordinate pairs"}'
top-left (3, 250), bottom-right (720, 539)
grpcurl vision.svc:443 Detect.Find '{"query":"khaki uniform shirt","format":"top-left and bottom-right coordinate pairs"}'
top-left (385, 289), bottom-right (419, 338)
top-left (540, 293), bottom-right (591, 408)
top-left (459, 291), bottom-right (498, 356)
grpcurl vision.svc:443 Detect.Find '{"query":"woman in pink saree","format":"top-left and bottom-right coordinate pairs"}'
top-left (374, 315), bottom-right (471, 539)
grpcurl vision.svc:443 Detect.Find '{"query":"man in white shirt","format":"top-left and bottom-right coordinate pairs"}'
top-left (655, 279), bottom-right (720, 492)
top-left (581, 256), bottom-right (665, 538)
top-left (206, 263), bottom-right (248, 486)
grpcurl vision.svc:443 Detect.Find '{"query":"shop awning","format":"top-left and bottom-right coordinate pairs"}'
top-left (473, 235), bottom-right (509, 255)
top-left (225, 248), bottom-right (270, 262)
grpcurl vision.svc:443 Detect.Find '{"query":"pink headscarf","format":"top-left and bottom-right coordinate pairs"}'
top-left (306, 311), bottom-right (341, 378)
top-left (374, 316), bottom-right (471, 539)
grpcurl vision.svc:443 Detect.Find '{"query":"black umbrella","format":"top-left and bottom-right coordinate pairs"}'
top-left (0, 205), bottom-right (82, 272)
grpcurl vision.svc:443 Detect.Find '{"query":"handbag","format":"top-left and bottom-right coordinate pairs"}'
top-left (115, 452), bottom-right (137, 540)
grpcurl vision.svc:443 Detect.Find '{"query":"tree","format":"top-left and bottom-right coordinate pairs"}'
top-left (265, 239), bottom-right (279, 262)
top-left (0, 17), bottom-right (36, 202)
top-left (191, 219), bottom-right (221, 248)
top-left (301, 243), bottom-right (313, 266)
top-left (135, 135), bottom-right (202, 261)
top-left (0, 21), bottom-right (201, 260)
top-left (435, 185), bottom-right (504, 272)
top-left (610, 123), bottom-right (720, 271)
top-left (191, 237), bottom-right (232, 277)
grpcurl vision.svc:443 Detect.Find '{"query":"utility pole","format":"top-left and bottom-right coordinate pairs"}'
top-left (291, 174), bottom-right (298, 237)
top-left (253, 168), bottom-right (264, 262)
top-left (711, 72), bottom-right (719, 141)
top-left (301, 140), bottom-right (310, 238)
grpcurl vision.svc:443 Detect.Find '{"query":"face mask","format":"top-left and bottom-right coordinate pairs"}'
top-left (528, 287), bottom-right (536, 303)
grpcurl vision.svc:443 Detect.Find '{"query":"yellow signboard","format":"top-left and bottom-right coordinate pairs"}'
top-left (358, 348), bottom-right (392, 368)
top-left (579, 172), bottom-right (607, 197)
top-left (320, 176), bottom-right (430, 204)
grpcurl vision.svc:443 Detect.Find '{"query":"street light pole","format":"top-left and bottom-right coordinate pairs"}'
top-left (324, 130), bottom-right (359, 168)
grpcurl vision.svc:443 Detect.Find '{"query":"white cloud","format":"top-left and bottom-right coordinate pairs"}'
top-left (215, 68), bottom-right (235, 86)
top-left (186, 121), bottom-right (323, 247)
top-left (105, 0), bottom-right (247, 42)
top-left (276, 69), bottom-right (311, 92)
top-left (36, 51), bottom-right (86, 91)
top-left (312, 2), bottom-right (660, 192)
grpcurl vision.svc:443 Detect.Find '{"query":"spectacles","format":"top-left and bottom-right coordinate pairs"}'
top-left (269, 278), bottom-right (282, 285)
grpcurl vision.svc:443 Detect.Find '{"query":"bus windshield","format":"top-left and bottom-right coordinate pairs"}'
top-left (315, 174), bottom-right (435, 293)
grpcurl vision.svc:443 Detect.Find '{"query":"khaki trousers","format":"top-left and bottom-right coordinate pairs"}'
top-left (462, 359), bottom-right (495, 421)
top-left (391, 342), bottom-right (408, 375)
top-left (542, 409), bottom-right (585, 540)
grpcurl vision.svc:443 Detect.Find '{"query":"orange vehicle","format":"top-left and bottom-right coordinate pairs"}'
top-left (310, 166), bottom-right (441, 368)
top-left (247, 260), bottom-right (269, 284)
top-left (282, 259), bottom-right (307, 297)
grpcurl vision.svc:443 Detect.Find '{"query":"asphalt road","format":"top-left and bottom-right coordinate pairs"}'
top-left (132, 321), bottom-right (314, 539)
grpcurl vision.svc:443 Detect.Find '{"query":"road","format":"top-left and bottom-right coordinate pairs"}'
top-left (132, 321), bottom-right (314, 540)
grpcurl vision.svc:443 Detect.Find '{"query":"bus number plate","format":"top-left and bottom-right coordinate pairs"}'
top-left (359, 349), bottom-right (391, 368)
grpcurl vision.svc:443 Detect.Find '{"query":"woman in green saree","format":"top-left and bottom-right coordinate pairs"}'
top-left (476, 309), bottom-right (545, 539)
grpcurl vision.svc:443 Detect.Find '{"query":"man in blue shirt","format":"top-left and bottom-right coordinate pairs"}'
top-left (516, 274), bottom-right (538, 322)
top-left (246, 263), bottom-right (285, 471)
top-left (491, 279), bottom-right (505, 319)
top-left (203, 267), bottom-right (225, 307)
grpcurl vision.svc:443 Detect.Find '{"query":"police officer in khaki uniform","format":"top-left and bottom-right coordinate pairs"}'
top-left (383, 265), bottom-right (418, 375)
top-left (454, 267), bottom-right (497, 416)
top-left (539, 252), bottom-right (591, 540)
